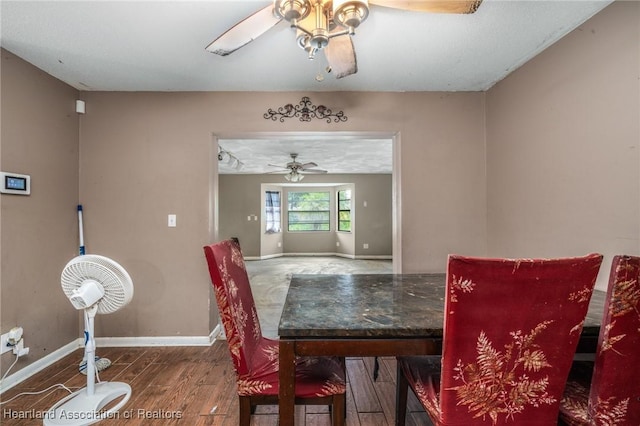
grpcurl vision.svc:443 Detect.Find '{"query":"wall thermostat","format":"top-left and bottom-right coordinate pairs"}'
top-left (0, 172), bottom-right (31, 195)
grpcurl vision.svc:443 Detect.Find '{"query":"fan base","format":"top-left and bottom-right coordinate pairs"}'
top-left (44, 382), bottom-right (131, 426)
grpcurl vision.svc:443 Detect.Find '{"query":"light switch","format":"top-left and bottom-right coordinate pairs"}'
top-left (168, 214), bottom-right (177, 227)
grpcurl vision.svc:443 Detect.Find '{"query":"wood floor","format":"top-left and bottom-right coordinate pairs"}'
top-left (1, 343), bottom-right (431, 425)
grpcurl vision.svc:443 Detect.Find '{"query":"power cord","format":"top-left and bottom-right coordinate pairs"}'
top-left (0, 383), bottom-right (73, 406)
top-left (0, 352), bottom-right (20, 383)
top-left (1, 350), bottom-right (75, 406)
top-left (0, 337), bottom-right (98, 406)
top-left (0, 336), bottom-right (30, 384)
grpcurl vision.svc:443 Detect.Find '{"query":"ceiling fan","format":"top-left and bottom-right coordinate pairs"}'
top-left (268, 153), bottom-right (328, 181)
top-left (206, 0), bottom-right (483, 79)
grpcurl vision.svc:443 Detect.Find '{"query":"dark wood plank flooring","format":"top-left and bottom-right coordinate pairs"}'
top-left (1, 342), bottom-right (431, 425)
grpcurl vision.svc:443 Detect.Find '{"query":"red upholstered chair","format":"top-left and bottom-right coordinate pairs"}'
top-left (203, 240), bottom-right (346, 426)
top-left (396, 253), bottom-right (603, 426)
top-left (559, 255), bottom-right (640, 425)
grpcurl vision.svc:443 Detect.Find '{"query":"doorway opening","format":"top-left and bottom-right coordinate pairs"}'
top-left (211, 131), bottom-right (402, 273)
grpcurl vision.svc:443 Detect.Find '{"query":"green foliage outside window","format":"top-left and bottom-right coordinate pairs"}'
top-left (288, 191), bottom-right (330, 231)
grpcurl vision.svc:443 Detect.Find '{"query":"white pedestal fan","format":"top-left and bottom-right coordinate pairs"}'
top-left (44, 255), bottom-right (134, 426)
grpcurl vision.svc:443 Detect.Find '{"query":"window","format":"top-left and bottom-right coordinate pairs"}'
top-left (288, 191), bottom-right (330, 231)
top-left (337, 189), bottom-right (352, 232)
top-left (265, 191), bottom-right (281, 233)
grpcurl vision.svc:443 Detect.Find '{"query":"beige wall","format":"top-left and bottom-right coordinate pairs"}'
top-left (486, 1), bottom-right (640, 290)
top-left (0, 88), bottom-right (486, 370)
top-left (1, 50), bottom-right (80, 376)
top-left (2, 0), bottom-right (637, 380)
top-left (74, 90), bottom-right (485, 344)
top-left (78, 92), bottom-right (215, 340)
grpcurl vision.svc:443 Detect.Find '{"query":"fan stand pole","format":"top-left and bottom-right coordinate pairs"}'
top-left (44, 305), bottom-right (131, 426)
top-left (85, 308), bottom-right (96, 396)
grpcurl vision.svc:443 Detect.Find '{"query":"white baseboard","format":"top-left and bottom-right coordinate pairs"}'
top-left (354, 255), bottom-right (393, 260)
top-left (335, 253), bottom-right (356, 259)
top-left (283, 252), bottom-right (338, 257)
top-left (0, 325), bottom-right (221, 394)
top-left (95, 325), bottom-right (221, 347)
top-left (247, 252), bottom-right (392, 261)
top-left (244, 253), bottom-right (280, 261)
top-left (0, 338), bottom-right (82, 394)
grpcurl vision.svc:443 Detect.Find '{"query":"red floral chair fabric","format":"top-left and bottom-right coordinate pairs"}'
top-left (559, 255), bottom-right (640, 425)
top-left (396, 253), bottom-right (603, 426)
top-left (203, 240), bottom-right (346, 426)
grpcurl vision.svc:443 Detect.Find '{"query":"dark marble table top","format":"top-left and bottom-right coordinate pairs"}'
top-left (278, 273), bottom-right (605, 339)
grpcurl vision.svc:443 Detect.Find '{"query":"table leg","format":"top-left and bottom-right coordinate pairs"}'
top-left (279, 339), bottom-right (296, 426)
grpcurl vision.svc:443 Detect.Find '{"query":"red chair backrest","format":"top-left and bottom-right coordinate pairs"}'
top-left (204, 240), bottom-right (262, 377)
top-left (588, 255), bottom-right (640, 424)
top-left (440, 253), bottom-right (603, 425)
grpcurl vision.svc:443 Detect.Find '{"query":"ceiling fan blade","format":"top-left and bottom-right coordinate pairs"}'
top-left (205, 5), bottom-right (281, 56)
top-left (268, 163), bottom-right (287, 168)
top-left (370, 0), bottom-right (482, 14)
top-left (300, 162), bottom-right (318, 169)
top-left (324, 35), bottom-right (357, 79)
top-left (301, 169), bottom-right (328, 174)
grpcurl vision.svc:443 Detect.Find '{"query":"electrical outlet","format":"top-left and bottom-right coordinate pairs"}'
top-left (1, 327), bottom-right (24, 355)
top-left (363, 243), bottom-right (369, 249)
top-left (1, 332), bottom-right (12, 355)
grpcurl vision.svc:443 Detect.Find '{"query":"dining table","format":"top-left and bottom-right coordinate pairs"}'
top-left (277, 273), bottom-right (605, 426)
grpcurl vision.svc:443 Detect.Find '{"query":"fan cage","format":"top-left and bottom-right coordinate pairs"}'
top-left (61, 254), bottom-right (133, 314)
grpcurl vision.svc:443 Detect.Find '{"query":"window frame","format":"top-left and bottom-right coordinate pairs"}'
top-left (337, 189), bottom-right (352, 232)
top-left (287, 190), bottom-right (331, 232)
top-left (265, 190), bottom-right (282, 234)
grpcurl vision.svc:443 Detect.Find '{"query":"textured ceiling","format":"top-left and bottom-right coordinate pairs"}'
top-left (0, 1), bottom-right (612, 175)
top-left (1, 0), bottom-right (612, 92)
top-left (218, 136), bottom-right (393, 174)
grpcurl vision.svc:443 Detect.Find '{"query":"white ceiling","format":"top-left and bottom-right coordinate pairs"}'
top-left (1, 0), bottom-right (611, 92)
top-left (0, 0), bottom-right (612, 175)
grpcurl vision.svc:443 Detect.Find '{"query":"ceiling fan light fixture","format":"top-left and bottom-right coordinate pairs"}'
top-left (274, 0), bottom-right (312, 23)
top-left (218, 146), bottom-right (244, 171)
top-left (309, 28), bottom-right (330, 50)
top-left (295, 31), bottom-right (315, 58)
top-left (286, 172), bottom-right (304, 182)
top-left (333, 0), bottom-right (369, 30)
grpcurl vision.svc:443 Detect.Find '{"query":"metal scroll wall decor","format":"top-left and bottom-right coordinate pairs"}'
top-left (264, 96), bottom-right (347, 123)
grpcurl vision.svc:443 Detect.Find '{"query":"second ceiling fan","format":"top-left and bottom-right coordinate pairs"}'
top-left (269, 153), bottom-right (328, 182)
top-left (206, 0), bottom-right (483, 79)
